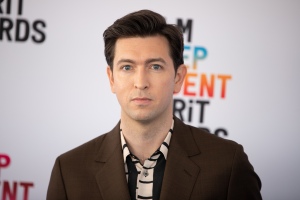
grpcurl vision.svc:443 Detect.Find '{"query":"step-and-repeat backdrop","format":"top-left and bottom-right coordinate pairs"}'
top-left (1, 0), bottom-right (299, 199)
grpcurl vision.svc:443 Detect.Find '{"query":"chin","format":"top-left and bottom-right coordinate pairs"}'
top-left (130, 112), bottom-right (156, 123)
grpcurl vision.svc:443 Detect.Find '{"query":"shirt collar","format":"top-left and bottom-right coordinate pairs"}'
top-left (120, 119), bottom-right (174, 163)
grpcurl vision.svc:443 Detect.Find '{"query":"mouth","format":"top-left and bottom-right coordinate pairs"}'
top-left (131, 97), bottom-right (152, 104)
top-left (132, 97), bottom-right (152, 101)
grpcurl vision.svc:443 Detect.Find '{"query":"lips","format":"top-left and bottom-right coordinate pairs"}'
top-left (131, 97), bottom-right (152, 104)
top-left (132, 97), bottom-right (151, 100)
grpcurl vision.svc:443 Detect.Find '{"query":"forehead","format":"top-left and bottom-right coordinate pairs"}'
top-left (113, 36), bottom-right (171, 63)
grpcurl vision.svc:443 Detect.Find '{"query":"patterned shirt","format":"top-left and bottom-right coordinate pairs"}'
top-left (120, 120), bottom-right (173, 200)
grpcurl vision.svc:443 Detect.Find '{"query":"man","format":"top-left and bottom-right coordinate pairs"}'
top-left (47, 10), bottom-right (262, 200)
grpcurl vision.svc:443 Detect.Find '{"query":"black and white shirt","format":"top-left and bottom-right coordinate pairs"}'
top-left (120, 120), bottom-right (173, 200)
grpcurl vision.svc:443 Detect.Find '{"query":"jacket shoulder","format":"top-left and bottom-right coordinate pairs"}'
top-left (183, 123), bottom-right (239, 150)
top-left (58, 132), bottom-right (108, 162)
top-left (185, 124), bottom-right (246, 164)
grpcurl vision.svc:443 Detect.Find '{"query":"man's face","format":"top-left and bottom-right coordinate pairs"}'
top-left (107, 36), bottom-right (186, 123)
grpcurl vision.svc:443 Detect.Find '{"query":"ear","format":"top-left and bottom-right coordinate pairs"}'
top-left (106, 66), bottom-right (116, 93)
top-left (174, 64), bottom-right (187, 94)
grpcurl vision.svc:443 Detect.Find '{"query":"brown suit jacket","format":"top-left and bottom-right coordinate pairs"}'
top-left (47, 117), bottom-right (262, 200)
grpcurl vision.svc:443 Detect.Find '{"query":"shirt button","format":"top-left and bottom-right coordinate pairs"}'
top-left (143, 170), bottom-right (149, 177)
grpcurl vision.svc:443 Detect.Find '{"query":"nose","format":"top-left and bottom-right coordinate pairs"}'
top-left (134, 68), bottom-right (149, 90)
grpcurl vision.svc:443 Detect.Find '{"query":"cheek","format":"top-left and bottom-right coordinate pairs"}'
top-left (117, 81), bottom-right (129, 90)
top-left (114, 88), bottom-right (127, 104)
top-left (157, 80), bottom-right (175, 95)
top-left (114, 82), bottom-right (130, 97)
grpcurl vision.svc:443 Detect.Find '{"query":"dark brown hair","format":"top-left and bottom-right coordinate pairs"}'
top-left (103, 10), bottom-right (184, 71)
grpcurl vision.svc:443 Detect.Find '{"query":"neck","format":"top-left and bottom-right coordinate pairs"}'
top-left (120, 114), bottom-right (173, 162)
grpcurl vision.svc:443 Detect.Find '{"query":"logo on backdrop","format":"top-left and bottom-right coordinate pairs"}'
top-left (0, 153), bottom-right (34, 200)
top-left (0, 0), bottom-right (46, 43)
top-left (173, 18), bottom-right (232, 137)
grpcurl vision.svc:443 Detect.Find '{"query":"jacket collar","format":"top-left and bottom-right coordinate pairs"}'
top-left (94, 116), bottom-right (201, 200)
top-left (95, 121), bottom-right (131, 200)
top-left (160, 116), bottom-right (201, 200)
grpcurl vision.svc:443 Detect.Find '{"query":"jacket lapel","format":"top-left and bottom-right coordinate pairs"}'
top-left (93, 117), bottom-right (201, 200)
top-left (160, 117), bottom-right (201, 200)
top-left (94, 122), bottom-right (131, 200)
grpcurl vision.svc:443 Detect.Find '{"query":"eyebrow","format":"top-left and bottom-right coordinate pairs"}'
top-left (116, 58), bottom-right (167, 65)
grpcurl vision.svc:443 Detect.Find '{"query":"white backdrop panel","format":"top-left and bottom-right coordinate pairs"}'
top-left (0, 0), bottom-right (299, 199)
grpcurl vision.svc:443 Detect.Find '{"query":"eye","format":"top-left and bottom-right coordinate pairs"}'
top-left (151, 64), bottom-right (162, 70)
top-left (122, 65), bottom-right (132, 71)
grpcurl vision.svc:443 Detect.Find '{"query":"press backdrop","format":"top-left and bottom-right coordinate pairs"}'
top-left (1, 0), bottom-right (300, 199)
